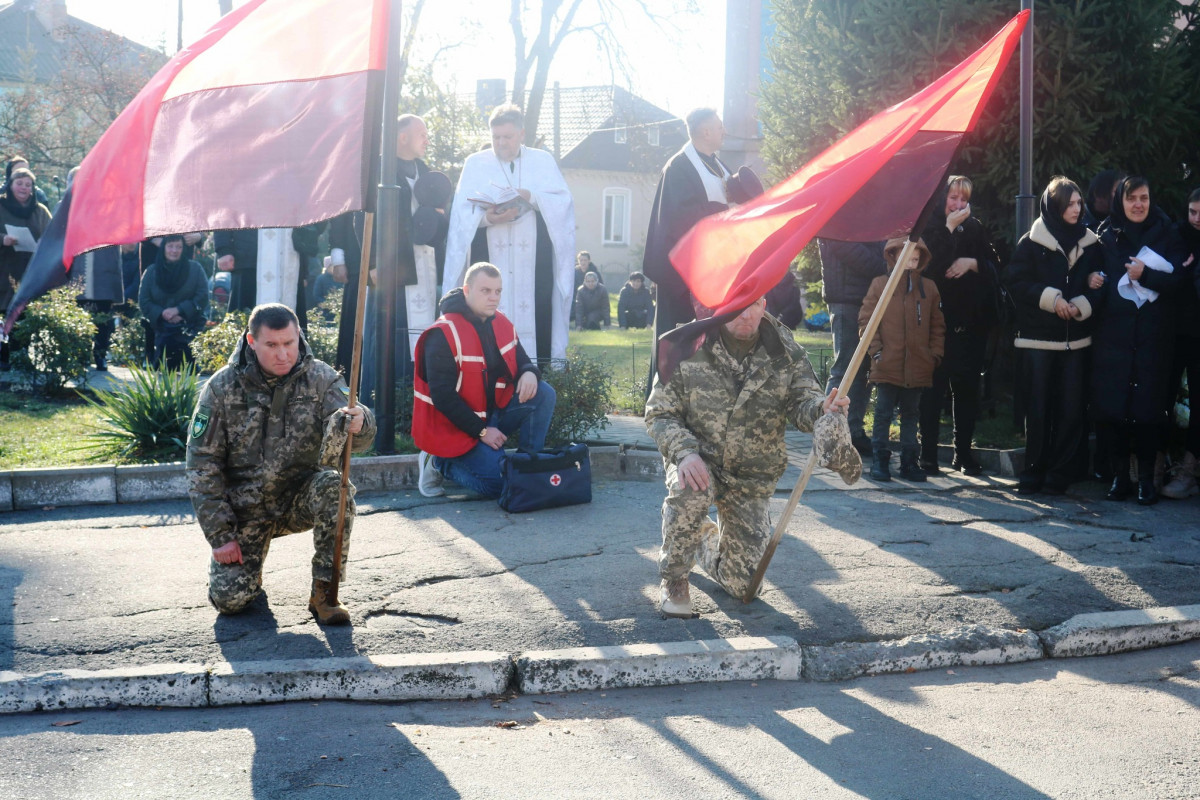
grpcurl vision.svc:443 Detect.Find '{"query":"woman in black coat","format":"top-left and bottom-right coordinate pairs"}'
top-left (918, 175), bottom-right (1001, 475)
top-left (1004, 177), bottom-right (1103, 495)
top-left (138, 234), bottom-right (209, 370)
top-left (1091, 176), bottom-right (1188, 505)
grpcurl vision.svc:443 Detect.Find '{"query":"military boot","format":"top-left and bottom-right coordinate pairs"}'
top-left (659, 578), bottom-right (692, 618)
top-left (870, 449), bottom-right (891, 482)
top-left (309, 579), bottom-right (351, 625)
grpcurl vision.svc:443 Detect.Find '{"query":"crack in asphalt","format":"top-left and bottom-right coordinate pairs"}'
top-left (393, 549), bottom-right (607, 591)
top-left (363, 609), bottom-right (461, 625)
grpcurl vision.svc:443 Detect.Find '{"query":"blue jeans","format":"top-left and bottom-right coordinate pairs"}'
top-left (827, 302), bottom-right (871, 438)
top-left (433, 380), bottom-right (557, 498)
top-left (871, 382), bottom-right (922, 451)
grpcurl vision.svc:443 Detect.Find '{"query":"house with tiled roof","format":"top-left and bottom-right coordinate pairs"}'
top-left (0, 0), bottom-right (161, 89)
top-left (536, 85), bottom-right (687, 284)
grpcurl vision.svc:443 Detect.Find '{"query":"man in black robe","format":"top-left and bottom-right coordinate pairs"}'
top-left (643, 108), bottom-right (732, 392)
top-left (332, 115), bottom-right (448, 383)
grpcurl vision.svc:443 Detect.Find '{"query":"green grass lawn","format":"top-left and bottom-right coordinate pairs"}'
top-left (0, 393), bottom-right (104, 470)
top-left (1, 319), bottom-right (1025, 470)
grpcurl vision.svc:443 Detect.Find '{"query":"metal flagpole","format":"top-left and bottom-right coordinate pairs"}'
top-left (742, 238), bottom-right (918, 603)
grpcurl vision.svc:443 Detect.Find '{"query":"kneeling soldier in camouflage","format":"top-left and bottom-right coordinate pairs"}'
top-left (187, 303), bottom-right (376, 625)
top-left (646, 296), bottom-right (860, 616)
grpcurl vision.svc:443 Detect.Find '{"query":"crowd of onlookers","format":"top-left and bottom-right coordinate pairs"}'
top-left (7, 150), bottom-right (1200, 508)
top-left (0, 154), bottom-right (357, 373)
top-left (823, 171), bottom-right (1200, 507)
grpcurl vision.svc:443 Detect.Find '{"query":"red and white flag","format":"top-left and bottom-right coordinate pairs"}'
top-left (5, 0), bottom-right (389, 332)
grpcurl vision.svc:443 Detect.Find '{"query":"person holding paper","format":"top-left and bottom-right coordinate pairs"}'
top-left (1090, 176), bottom-right (1188, 505)
top-left (443, 104), bottom-right (575, 364)
top-left (0, 166), bottom-right (52, 371)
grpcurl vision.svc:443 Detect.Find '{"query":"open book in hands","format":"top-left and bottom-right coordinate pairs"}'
top-left (468, 185), bottom-right (533, 218)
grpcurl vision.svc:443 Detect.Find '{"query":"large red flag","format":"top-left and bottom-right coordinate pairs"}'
top-left (670, 10), bottom-right (1028, 319)
top-left (4, 0), bottom-right (388, 335)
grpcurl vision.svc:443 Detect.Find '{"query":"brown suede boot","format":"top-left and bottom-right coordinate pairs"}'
top-left (309, 579), bottom-right (351, 625)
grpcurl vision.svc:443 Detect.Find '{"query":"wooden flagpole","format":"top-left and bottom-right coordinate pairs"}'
top-left (328, 212), bottom-right (375, 603)
top-left (742, 237), bottom-right (919, 603)
top-left (327, 0), bottom-right (402, 606)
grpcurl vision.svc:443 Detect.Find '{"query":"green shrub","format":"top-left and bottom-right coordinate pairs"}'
top-left (542, 349), bottom-right (612, 446)
top-left (80, 363), bottom-right (199, 462)
top-left (108, 308), bottom-right (147, 367)
top-left (9, 286), bottom-right (94, 393)
top-left (191, 311), bottom-right (247, 374)
top-left (305, 290), bottom-right (342, 366)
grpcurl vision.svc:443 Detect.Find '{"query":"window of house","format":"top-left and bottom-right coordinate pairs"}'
top-left (603, 188), bottom-right (631, 246)
top-left (614, 125), bottom-right (627, 144)
top-left (647, 125), bottom-right (660, 146)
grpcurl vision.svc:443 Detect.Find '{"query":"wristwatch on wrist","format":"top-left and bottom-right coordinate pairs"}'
top-left (479, 427), bottom-right (488, 439)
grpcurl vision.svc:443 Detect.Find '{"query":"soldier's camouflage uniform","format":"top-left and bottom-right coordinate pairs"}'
top-left (186, 332), bottom-right (377, 614)
top-left (645, 314), bottom-right (826, 600)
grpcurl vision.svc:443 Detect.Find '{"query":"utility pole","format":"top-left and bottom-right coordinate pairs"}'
top-left (373, 0), bottom-right (407, 453)
top-left (1015, 0), bottom-right (1035, 239)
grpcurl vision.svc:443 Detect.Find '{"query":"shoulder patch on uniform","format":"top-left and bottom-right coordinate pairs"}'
top-left (339, 386), bottom-right (351, 398)
top-left (190, 405), bottom-right (211, 440)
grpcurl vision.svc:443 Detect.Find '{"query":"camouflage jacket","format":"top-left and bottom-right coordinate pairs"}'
top-left (645, 314), bottom-right (825, 495)
top-left (186, 333), bottom-right (377, 548)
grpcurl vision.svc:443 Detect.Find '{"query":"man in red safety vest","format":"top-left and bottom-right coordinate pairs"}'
top-left (412, 262), bottom-right (557, 497)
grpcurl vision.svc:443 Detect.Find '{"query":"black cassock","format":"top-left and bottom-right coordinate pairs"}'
top-left (642, 149), bottom-right (728, 388)
top-left (332, 156), bottom-right (448, 383)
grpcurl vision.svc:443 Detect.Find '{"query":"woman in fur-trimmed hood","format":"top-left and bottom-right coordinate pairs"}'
top-left (1004, 176), bottom-right (1104, 495)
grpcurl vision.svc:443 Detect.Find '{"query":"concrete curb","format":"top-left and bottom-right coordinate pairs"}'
top-left (0, 663), bottom-right (208, 713)
top-left (0, 446), bottom-right (657, 512)
top-left (802, 624), bottom-right (1043, 682)
top-left (5, 606), bottom-right (1200, 713)
top-left (1038, 604), bottom-right (1200, 658)
top-left (208, 651), bottom-right (512, 706)
top-left (516, 636), bottom-right (800, 694)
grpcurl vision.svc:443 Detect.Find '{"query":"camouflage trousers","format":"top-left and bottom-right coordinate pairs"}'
top-left (659, 462), bottom-right (772, 600)
top-left (209, 469), bottom-right (355, 615)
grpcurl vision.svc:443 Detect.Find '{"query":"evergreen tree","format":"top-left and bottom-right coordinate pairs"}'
top-left (761, 0), bottom-right (1200, 252)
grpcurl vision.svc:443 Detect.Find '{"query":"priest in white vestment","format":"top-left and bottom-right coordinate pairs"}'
top-left (443, 104), bottom-right (575, 362)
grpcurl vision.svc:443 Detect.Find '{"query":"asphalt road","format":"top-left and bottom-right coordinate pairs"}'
top-left (2, 476), bottom-right (1198, 675)
top-left (2, 638), bottom-right (1198, 799)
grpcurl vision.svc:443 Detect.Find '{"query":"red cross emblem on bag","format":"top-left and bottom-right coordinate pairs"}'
top-left (549, 473), bottom-right (562, 487)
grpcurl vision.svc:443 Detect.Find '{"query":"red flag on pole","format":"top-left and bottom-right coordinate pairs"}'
top-left (669, 10), bottom-right (1028, 319)
top-left (4, 0), bottom-right (389, 335)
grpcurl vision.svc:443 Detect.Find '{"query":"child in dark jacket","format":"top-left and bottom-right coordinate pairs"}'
top-left (859, 238), bottom-right (945, 482)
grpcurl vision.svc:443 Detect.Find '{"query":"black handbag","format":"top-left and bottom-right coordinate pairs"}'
top-left (498, 443), bottom-right (592, 513)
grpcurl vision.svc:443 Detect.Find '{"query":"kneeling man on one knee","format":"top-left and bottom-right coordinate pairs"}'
top-left (646, 296), bottom-right (859, 617)
top-left (187, 303), bottom-right (376, 625)
top-left (413, 262), bottom-right (556, 498)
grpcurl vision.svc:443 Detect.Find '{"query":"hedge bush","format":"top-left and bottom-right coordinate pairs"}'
top-left (108, 307), bottom-right (147, 367)
top-left (541, 349), bottom-right (611, 446)
top-left (190, 311), bottom-right (247, 374)
top-left (9, 286), bottom-right (93, 393)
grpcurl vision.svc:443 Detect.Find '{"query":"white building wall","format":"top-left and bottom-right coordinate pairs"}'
top-left (562, 168), bottom-right (661, 288)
